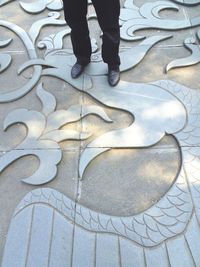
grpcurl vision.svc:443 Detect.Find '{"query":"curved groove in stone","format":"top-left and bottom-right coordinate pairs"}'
top-left (21, 148), bottom-right (62, 185)
top-left (121, 18), bottom-right (192, 41)
top-left (1, 107), bottom-right (62, 185)
top-left (0, 150), bottom-right (29, 173)
top-left (19, 0), bottom-right (63, 14)
top-left (51, 27), bottom-right (71, 49)
top-left (1, 1), bottom-right (200, 264)
top-left (20, 0), bottom-right (52, 13)
top-left (41, 129), bottom-right (91, 143)
top-left (19, 35), bottom-right (168, 78)
top-left (166, 38), bottom-right (200, 72)
top-left (3, 108), bottom-right (46, 141)
top-left (82, 105), bottom-right (113, 123)
top-left (0, 38), bottom-right (12, 47)
top-left (0, 20), bottom-right (42, 102)
top-left (0, 0), bottom-right (14, 6)
top-left (42, 66), bottom-right (92, 91)
top-left (0, 20), bottom-right (36, 62)
top-left (0, 65), bottom-right (42, 103)
top-left (171, 0), bottom-right (200, 6)
top-left (11, 169), bottom-right (192, 247)
top-left (152, 80), bottom-right (200, 223)
top-left (124, 0), bottom-right (139, 10)
top-left (120, 1), bottom-right (196, 41)
top-left (79, 78), bottom-right (187, 178)
top-left (85, 35), bottom-right (172, 75)
top-left (0, 54), bottom-right (12, 73)
top-left (79, 147), bottom-right (110, 178)
top-left (1, 90), bottom-right (112, 185)
top-left (28, 12), bottom-right (66, 45)
top-left (44, 104), bottom-right (112, 133)
top-left (18, 59), bottom-right (56, 75)
top-left (37, 28), bottom-right (71, 54)
top-left (197, 30), bottom-right (200, 41)
top-left (36, 83), bottom-right (56, 116)
top-left (47, 0), bottom-right (63, 10)
top-left (0, 148), bottom-right (62, 185)
top-left (0, 38), bottom-right (12, 72)
top-left (119, 35), bottom-right (172, 72)
top-left (191, 16), bottom-right (200, 26)
top-left (139, 1), bottom-right (179, 20)
top-left (120, 6), bottom-right (141, 23)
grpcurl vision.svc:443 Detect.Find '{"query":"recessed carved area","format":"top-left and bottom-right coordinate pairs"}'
top-left (1, 0), bottom-right (200, 265)
top-left (79, 135), bottom-right (181, 216)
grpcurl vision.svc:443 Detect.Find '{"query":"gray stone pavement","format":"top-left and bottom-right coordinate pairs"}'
top-left (0, 0), bottom-right (200, 266)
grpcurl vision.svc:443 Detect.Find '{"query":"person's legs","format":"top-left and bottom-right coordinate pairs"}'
top-left (91, 0), bottom-right (121, 67)
top-left (63, 0), bottom-right (91, 65)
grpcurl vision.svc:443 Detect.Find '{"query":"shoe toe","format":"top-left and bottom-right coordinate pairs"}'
top-left (108, 70), bottom-right (120, 87)
top-left (71, 63), bottom-right (84, 79)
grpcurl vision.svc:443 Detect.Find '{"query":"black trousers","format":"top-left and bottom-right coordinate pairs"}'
top-left (63, 0), bottom-right (121, 66)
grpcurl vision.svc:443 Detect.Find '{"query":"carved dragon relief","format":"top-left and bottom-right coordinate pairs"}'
top-left (1, 1), bottom-right (200, 265)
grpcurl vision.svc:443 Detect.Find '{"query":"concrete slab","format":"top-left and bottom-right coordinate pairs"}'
top-left (0, 52), bottom-right (31, 93)
top-left (77, 139), bottom-right (180, 216)
top-left (121, 46), bottom-right (200, 88)
top-left (1, 189), bottom-right (77, 267)
top-left (1, 0), bottom-right (200, 266)
top-left (39, 76), bottom-right (83, 150)
top-left (0, 76), bottom-right (83, 151)
top-left (0, 149), bottom-right (79, 263)
top-left (120, 0), bottom-right (196, 47)
top-left (0, 89), bottom-right (41, 151)
top-left (81, 92), bottom-right (133, 150)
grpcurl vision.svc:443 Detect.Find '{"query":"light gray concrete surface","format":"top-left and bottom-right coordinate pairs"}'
top-left (78, 138), bottom-right (180, 216)
top-left (0, 0), bottom-right (200, 266)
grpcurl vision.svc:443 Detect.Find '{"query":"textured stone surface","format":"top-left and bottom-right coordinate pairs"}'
top-left (78, 141), bottom-right (181, 216)
top-left (121, 45), bottom-right (200, 88)
top-left (0, 0), bottom-right (200, 266)
top-left (0, 151), bottom-right (79, 260)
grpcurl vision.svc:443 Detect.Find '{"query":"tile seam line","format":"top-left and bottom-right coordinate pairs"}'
top-left (0, 145), bottom-right (199, 152)
top-left (0, 44), bottom-right (194, 53)
top-left (70, 74), bottom-right (85, 267)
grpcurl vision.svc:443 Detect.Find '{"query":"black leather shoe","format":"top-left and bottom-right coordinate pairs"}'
top-left (71, 62), bottom-right (88, 79)
top-left (108, 66), bottom-right (120, 87)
